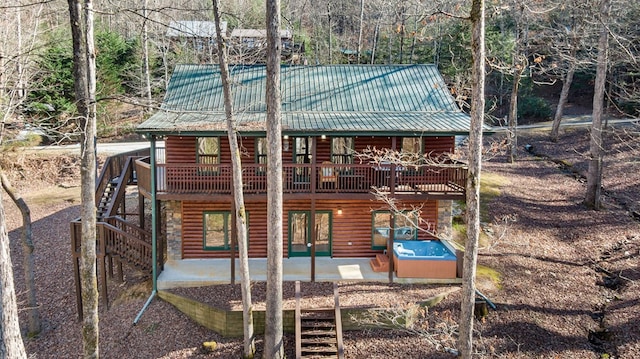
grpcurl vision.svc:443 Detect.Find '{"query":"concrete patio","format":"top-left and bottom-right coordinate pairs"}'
top-left (157, 257), bottom-right (462, 289)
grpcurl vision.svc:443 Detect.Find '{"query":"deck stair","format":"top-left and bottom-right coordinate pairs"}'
top-left (369, 253), bottom-right (389, 272)
top-left (96, 179), bottom-right (118, 219)
top-left (295, 282), bottom-right (344, 359)
top-left (72, 148), bottom-right (154, 320)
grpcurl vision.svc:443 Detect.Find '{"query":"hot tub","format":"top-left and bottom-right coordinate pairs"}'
top-left (392, 240), bottom-right (457, 279)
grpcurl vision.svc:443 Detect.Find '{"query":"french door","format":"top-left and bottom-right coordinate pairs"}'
top-left (288, 211), bottom-right (332, 257)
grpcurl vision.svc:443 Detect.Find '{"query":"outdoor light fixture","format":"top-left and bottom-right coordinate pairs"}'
top-left (337, 207), bottom-right (343, 215)
top-left (321, 134), bottom-right (327, 140)
top-left (283, 135), bottom-right (289, 139)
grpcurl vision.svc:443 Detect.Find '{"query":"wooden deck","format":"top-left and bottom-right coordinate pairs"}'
top-left (135, 159), bottom-right (467, 199)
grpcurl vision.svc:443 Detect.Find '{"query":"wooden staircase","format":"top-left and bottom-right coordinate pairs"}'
top-left (72, 148), bottom-right (154, 320)
top-left (97, 178), bottom-right (118, 219)
top-left (369, 253), bottom-right (390, 272)
top-left (295, 282), bottom-right (344, 359)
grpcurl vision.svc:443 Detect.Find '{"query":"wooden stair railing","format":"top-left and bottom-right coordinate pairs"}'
top-left (95, 148), bottom-right (149, 218)
top-left (100, 156), bottom-right (138, 219)
top-left (295, 282), bottom-right (344, 359)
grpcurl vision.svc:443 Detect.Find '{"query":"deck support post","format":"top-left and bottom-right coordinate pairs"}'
top-left (388, 136), bottom-right (397, 283)
top-left (311, 138), bottom-right (318, 281)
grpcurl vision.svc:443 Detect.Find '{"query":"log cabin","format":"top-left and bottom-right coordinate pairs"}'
top-left (134, 63), bottom-right (477, 282)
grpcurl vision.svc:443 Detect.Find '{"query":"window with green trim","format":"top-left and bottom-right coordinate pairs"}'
top-left (331, 137), bottom-right (354, 165)
top-left (371, 211), bottom-right (418, 249)
top-left (255, 137), bottom-right (268, 174)
top-left (203, 211), bottom-right (249, 250)
top-left (197, 137), bottom-right (220, 174)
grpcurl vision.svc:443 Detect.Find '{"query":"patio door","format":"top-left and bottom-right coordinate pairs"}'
top-left (288, 211), bottom-right (332, 257)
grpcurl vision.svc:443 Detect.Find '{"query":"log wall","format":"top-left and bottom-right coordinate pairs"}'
top-left (181, 199), bottom-right (438, 259)
top-left (164, 135), bottom-right (455, 165)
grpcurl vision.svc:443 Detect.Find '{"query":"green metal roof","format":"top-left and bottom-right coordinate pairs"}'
top-left (138, 64), bottom-right (479, 136)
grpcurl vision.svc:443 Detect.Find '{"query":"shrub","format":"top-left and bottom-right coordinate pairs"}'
top-left (518, 96), bottom-right (552, 121)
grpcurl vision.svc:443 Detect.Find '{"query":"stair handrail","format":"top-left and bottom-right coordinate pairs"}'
top-left (103, 156), bottom-right (137, 218)
top-left (333, 282), bottom-right (344, 359)
top-left (295, 281), bottom-right (302, 359)
top-left (95, 148), bottom-right (150, 207)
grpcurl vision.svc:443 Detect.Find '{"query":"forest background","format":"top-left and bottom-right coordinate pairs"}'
top-left (1, 0), bottom-right (639, 145)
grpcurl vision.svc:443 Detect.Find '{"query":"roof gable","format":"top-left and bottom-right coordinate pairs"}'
top-left (139, 64), bottom-right (477, 135)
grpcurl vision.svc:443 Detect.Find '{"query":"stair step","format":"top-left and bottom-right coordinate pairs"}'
top-left (301, 346), bottom-right (338, 354)
top-left (369, 257), bottom-right (389, 272)
top-left (300, 320), bottom-right (336, 329)
top-left (376, 253), bottom-right (389, 263)
top-left (301, 329), bottom-right (336, 336)
top-left (301, 337), bottom-right (337, 345)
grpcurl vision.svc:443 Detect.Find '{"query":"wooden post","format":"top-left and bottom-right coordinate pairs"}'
top-left (97, 224), bottom-right (109, 309)
top-left (388, 137), bottom-right (397, 282)
top-left (311, 137), bottom-right (317, 281)
top-left (71, 221), bottom-right (83, 321)
top-left (230, 198), bottom-right (236, 285)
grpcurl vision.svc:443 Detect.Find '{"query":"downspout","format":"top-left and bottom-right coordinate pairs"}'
top-left (134, 134), bottom-right (158, 324)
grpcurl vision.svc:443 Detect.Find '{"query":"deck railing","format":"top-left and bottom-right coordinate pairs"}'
top-left (135, 159), bottom-right (468, 196)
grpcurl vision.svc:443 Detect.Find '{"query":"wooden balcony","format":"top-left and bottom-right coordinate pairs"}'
top-left (135, 158), bottom-right (467, 200)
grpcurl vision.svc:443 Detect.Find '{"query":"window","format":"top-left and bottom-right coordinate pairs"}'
top-left (294, 137), bottom-right (313, 180)
top-left (294, 137), bottom-right (313, 164)
top-left (203, 211), bottom-right (249, 250)
top-left (331, 137), bottom-right (354, 165)
top-left (197, 137), bottom-right (220, 164)
top-left (255, 137), bottom-right (268, 174)
top-left (401, 137), bottom-right (422, 162)
top-left (197, 137), bottom-right (220, 174)
top-left (371, 211), bottom-right (418, 249)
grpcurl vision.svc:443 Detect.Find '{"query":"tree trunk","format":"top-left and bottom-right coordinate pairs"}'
top-left (508, 61), bottom-right (524, 164)
top-left (142, 0), bottom-right (152, 107)
top-left (585, 0), bottom-right (611, 210)
top-left (211, 2), bottom-right (255, 357)
top-left (68, 0), bottom-right (99, 357)
top-left (265, 0), bottom-right (284, 358)
top-left (0, 191), bottom-right (27, 359)
top-left (0, 172), bottom-right (41, 336)
top-left (357, 0), bottom-right (364, 64)
top-left (370, 22), bottom-right (379, 64)
top-left (458, 0), bottom-right (485, 357)
top-left (327, 2), bottom-right (332, 64)
top-left (550, 63), bottom-right (576, 141)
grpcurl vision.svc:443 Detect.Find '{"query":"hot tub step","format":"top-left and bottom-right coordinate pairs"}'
top-left (369, 254), bottom-right (389, 272)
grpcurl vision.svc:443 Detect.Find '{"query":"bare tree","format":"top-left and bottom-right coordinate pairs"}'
top-left (68, 0), bottom-right (99, 356)
top-left (0, 186), bottom-right (27, 359)
top-left (211, 1), bottom-right (255, 357)
top-left (264, 0), bottom-right (284, 357)
top-left (584, 0), bottom-right (611, 209)
top-left (546, 0), bottom-right (593, 141)
top-left (0, 0), bottom-right (45, 145)
top-left (458, 0), bottom-right (485, 357)
top-left (0, 171), bottom-right (40, 336)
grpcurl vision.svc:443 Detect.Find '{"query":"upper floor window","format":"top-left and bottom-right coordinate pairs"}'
top-left (197, 137), bottom-right (220, 164)
top-left (255, 137), bottom-right (268, 173)
top-left (197, 137), bottom-right (220, 174)
top-left (294, 137), bottom-right (313, 164)
top-left (401, 137), bottom-right (422, 163)
top-left (331, 137), bottom-right (354, 165)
